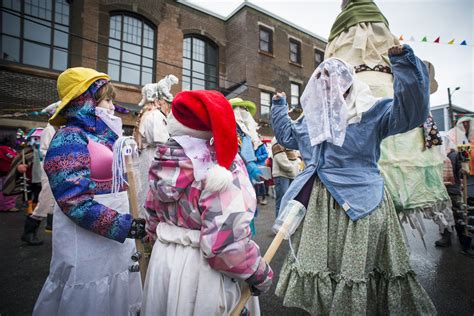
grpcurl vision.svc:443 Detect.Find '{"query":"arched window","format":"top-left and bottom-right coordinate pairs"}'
top-left (1, 0), bottom-right (70, 70)
top-left (108, 13), bottom-right (155, 85)
top-left (182, 35), bottom-right (218, 90)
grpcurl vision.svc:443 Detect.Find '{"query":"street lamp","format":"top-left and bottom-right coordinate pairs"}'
top-left (448, 86), bottom-right (461, 128)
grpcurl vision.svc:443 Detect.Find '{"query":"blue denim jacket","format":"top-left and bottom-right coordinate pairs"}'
top-left (271, 45), bottom-right (430, 221)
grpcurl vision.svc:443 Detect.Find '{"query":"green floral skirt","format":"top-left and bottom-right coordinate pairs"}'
top-left (275, 180), bottom-right (437, 315)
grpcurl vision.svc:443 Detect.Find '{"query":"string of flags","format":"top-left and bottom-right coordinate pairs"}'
top-left (399, 35), bottom-right (470, 46)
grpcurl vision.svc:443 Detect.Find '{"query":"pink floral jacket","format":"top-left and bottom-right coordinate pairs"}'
top-left (145, 139), bottom-right (272, 291)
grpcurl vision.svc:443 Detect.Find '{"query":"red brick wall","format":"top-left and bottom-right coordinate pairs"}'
top-left (0, 0), bottom-right (327, 134)
top-left (81, 0), bottom-right (100, 69)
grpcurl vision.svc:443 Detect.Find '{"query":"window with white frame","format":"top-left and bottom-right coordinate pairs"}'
top-left (290, 82), bottom-right (301, 108)
top-left (289, 38), bottom-right (301, 64)
top-left (108, 13), bottom-right (155, 85)
top-left (260, 91), bottom-right (272, 121)
top-left (315, 49), bottom-right (324, 68)
top-left (259, 25), bottom-right (273, 54)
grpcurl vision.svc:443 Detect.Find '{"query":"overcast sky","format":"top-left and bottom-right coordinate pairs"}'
top-left (186, 0), bottom-right (474, 110)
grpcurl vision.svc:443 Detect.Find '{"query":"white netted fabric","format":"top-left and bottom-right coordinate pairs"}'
top-left (301, 58), bottom-right (353, 147)
top-left (301, 58), bottom-right (377, 147)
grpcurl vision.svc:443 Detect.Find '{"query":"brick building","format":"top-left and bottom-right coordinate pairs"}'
top-left (0, 0), bottom-right (326, 140)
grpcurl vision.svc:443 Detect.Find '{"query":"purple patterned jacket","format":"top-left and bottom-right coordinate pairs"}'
top-left (145, 139), bottom-right (272, 291)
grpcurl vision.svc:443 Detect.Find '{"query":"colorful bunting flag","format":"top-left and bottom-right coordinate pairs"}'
top-left (398, 35), bottom-right (470, 46)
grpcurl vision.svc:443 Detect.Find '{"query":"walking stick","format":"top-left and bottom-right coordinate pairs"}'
top-left (113, 137), bottom-right (149, 286)
top-left (230, 200), bottom-right (305, 316)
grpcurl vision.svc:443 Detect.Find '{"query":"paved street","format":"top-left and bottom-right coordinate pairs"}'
top-left (1, 197), bottom-right (473, 315)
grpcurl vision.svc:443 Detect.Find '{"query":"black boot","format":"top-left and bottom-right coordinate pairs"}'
top-left (21, 216), bottom-right (43, 246)
top-left (460, 247), bottom-right (474, 258)
top-left (459, 234), bottom-right (474, 258)
top-left (45, 214), bottom-right (53, 232)
top-left (435, 229), bottom-right (452, 247)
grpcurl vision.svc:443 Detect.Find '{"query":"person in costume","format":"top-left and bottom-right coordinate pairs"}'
top-left (229, 98), bottom-right (269, 204)
top-left (325, 0), bottom-right (451, 241)
top-left (254, 141), bottom-right (269, 205)
top-left (142, 90), bottom-right (272, 315)
top-left (33, 68), bottom-right (144, 315)
top-left (271, 137), bottom-right (300, 217)
top-left (133, 75), bottom-right (177, 217)
top-left (446, 117), bottom-right (474, 257)
top-left (17, 130), bottom-right (43, 205)
top-left (20, 102), bottom-right (60, 246)
top-left (18, 128), bottom-right (44, 245)
top-left (272, 45), bottom-right (436, 315)
top-left (229, 97), bottom-right (269, 235)
top-left (13, 128), bottom-right (45, 245)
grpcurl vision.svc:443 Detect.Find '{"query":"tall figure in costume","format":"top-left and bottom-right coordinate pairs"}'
top-left (446, 117), bottom-right (474, 256)
top-left (20, 101), bottom-right (60, 246)
top-left (134, 75), bottom-right (177, 217)
top-left (273, 46), bottom-right (436, 315)
top-left (229, 97), bottom-right (269, 235)
top-left (142, 91), bottom-right (272, 315)
top-left (33, 68), bottom-right (144, 315)
top-left (326, 0), bottom-right (450, 239)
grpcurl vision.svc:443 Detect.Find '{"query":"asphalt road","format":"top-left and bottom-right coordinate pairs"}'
top-left (0, 197), bottom-right (473, 315)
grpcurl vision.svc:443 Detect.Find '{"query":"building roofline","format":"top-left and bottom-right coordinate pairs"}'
top-left (431, 103), bottom-right (472, 113)
top-left (176, 0), bottom-right (327, 43)
top-left (176, 0), bottom-right (228, 20)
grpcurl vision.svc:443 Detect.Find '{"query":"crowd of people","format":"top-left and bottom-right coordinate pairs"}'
top-left (1, 1), bottom-right (472, 315)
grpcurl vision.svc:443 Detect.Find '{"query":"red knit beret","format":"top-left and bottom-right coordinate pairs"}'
top-left (171, 90), bottom-right (238, 170)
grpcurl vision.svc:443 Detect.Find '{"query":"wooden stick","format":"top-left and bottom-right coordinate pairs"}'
top-left (125, 154), bottom-right (148, 286)
top-left (230, 209), bottom-right (297, 316)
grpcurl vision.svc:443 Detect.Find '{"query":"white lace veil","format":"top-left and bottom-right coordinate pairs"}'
top-left (301, 57), bottom-right (378, 147)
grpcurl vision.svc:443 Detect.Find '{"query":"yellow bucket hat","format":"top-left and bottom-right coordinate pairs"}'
top-left (228, 98), bottom-right (257, 117)
top-left (49, 67), bottom-right (110, 126)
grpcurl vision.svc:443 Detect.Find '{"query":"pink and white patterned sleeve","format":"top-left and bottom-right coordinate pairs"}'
top-left (199, 158), bottom-right (273, 292)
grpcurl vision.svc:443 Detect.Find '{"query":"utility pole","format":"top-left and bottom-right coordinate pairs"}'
top-left (448, 87), bottom-right (460, 129)
top-left (448, 87), bottom-right (453, 129)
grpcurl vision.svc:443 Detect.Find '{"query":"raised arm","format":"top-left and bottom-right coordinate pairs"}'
top-left (271, 94), bottom-right (299, 150)
top-left (44, 127), bottom-right (132, 242)
top-left (379, 44), bottom-right (430, 138)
